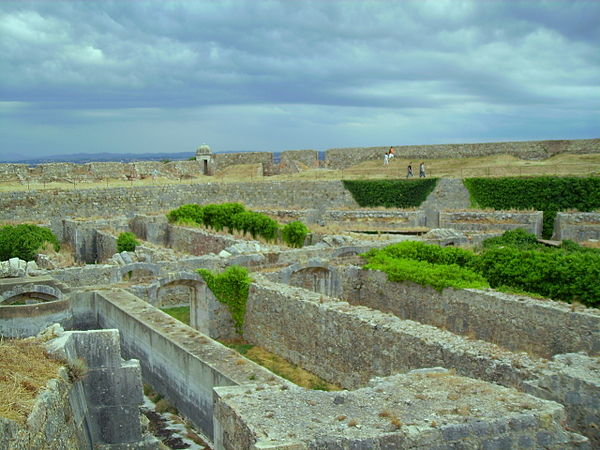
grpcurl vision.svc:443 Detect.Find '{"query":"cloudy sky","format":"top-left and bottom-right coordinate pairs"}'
top-left (0, 0), bottom-right (598, 160)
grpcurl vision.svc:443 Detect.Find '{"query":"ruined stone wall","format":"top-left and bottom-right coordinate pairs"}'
top-left (325, 138), bottom-right (600, 169)
top-left (90, 288), bottom-right (291, 441)
top-left (553, 212), bottom-right (600, 241)
top-left (244, 277), bottom-right (538, 390)
top-left (86, 162), bottom-right (128, 179)
top-left (346, 269), bottom-right (600, 358)
top-left (280, 149), bottom-right (318, 169)
top-left (439, 210), bottom-right (544, 237)
top-left (0, 181), bottom-right (358, 237)
top-left (213, 151), bottom-right (273, 172)
top-left (167, 225), bottom-right (239, 256)
top-left (0, 164), bottom-right (29, 182)
top-left (243, 276), bottom-right (600, 444)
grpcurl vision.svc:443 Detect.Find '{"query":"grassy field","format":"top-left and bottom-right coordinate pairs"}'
top-left (1, 153), bottom-right (598, 193)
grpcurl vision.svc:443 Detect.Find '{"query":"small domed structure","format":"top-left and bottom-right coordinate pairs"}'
top-left (195, 144), bottom-right (214, 175)
top-left (196, 144), bottom-right (212, 157)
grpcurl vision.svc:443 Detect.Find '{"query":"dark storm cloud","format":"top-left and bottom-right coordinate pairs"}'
top-left (0, 0), bottom-right (598, 157)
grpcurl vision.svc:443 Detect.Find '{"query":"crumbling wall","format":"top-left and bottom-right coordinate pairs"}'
top-left (439, 210), bottom-right (544, 237)
top-left (0, 328), bottom-right (159, 449)
top-left (553, 212), bottom-right (600, 241)
top-left (347, 269), bottom-right (600, 358)
top-left (214, 371), bottom-right (588, 449)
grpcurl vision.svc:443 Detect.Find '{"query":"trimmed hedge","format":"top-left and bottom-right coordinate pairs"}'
top-left (464, 176), bottom-right (600, 239)
top-left (0, 224), bottom-right (60, 262)
top-left (342, 178), bottom-right (438, 208)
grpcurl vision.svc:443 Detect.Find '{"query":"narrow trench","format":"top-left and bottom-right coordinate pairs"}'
top-left (142, 388), bottom-right (210, 449)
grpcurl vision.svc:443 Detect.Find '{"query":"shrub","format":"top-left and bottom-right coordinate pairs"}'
top-left (481, 228), bottom-right (540, 250)
top-left (166, 204), bottom-right (205, 224)
top-left (475, 246), bottom-right (600, 307)
top-left (464, 177), bottom-right (600, 239)
top-left (0, 224), bottom-right (60, 262)
top-left (281, 221), bottom-right (310, 248)
top-left (342, 178), bottom-right (438, 208)
top-left (364, 241), bottom-right (477, 268)
top-left (363, 254), bottom-right (488, 291)
top-left (197, 265), bottom-right (252, 333)
top-left (116, 232), bottom-right (139, 253)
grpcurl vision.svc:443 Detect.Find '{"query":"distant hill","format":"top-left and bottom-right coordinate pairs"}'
top-left (0, 151), bottom-right (196, 165)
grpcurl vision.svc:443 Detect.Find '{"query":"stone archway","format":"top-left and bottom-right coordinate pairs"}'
top-left (0, 284), bottom-right (63, 305)
top-left (282, 260), bottom-right (340, 297)
top-left (118, 262), bottom-right (161, 282)
top-left (147, 271), bottom-right (203, 307)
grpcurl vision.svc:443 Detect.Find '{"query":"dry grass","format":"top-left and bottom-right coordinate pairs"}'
top-left (38, 242), bottom-right (77, 268)
top-left (233, 344), bottom-right (341, 391)
top-left (582, 240), bottom-right (600, 249)
top-left (0, 337), bottom-right (63, 424)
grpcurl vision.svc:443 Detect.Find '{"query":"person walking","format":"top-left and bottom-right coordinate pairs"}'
top-left (419, 162), bottom-right (426, 177)
top-left (406, 163), bottom-right (413, 178)
top-left (384, 152), bottom-right (389, 165)
top-left (388, 146), bottom-right (395, 161)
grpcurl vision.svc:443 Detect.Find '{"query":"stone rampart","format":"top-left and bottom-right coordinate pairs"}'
top-left (553, 212), bottom-right (600, 241)
top-left (345, 269), bottom-right (600, 358)
top-left (439, 210), bottom-right (544, 237)
top-left (325, 138), bottom-right (600, 169)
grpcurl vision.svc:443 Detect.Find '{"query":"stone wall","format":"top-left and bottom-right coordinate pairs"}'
top-left (90, 288), bottom-right (291, 441)
top-left (0, 327), bottom-right (159, 449)
top-left (325, 138), bottom-right (600, 169)
top-left (0, 164), bottom-right (29, 182)
top-left (0, 181), bottom-right (359, 236)
top-left (439, 210), bottom-right (544, 237)
top-left (213, 152), bottom-right (273, 173)
top-left (242, 276), bottom-right (600, 445)
top-left (553, 212), bottom-right (600, 241)
top-left (345, 269), bottom-right (600, 358)
top-left (214, 371), bottom-right (587, 449)
top-left (167, 225), bottom-right (239, 256)
top-left (280, 149), bottom-right (318, 170)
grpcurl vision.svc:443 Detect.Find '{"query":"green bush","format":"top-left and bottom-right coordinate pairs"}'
top-left (364, 241), bottom-right (477, 268)
top-left (166, 203), bottom-right (308, 246)
top-left (166, 203), bottom-right (205, 224)
top-left (464, 177), bottom-right (600, 239)
top-left (475, 246), bottom-right (600, 307)
top-left (197, 265), bottom-right (252, 333)
top-left (281, 221), bottom-right (310, 248)
top-left (0, 224), bottom-right (60, 261)
top-left (342, 178), bottom-right (438, 208)
top-left (481, 228), bottom-right (541, 250)
top-left (116, 232), bottom-right (139, 253)
top-left (364, 232), bottom-right (600, 306)
top-left (364, 253), bottom-right (488, 291)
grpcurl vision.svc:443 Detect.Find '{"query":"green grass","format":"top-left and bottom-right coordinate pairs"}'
top-left (160, 306), bottom-right (190, 325)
